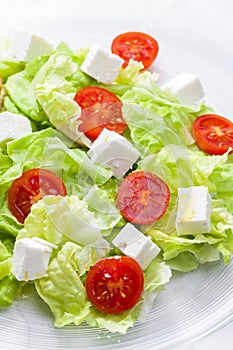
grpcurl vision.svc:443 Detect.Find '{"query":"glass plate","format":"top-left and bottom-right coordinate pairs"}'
top-left (0, 0), bottom-right (233, 349)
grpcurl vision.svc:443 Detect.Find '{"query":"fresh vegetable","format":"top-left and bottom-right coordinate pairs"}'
top-left (8, 168), bottom-right (67, 223)
top-left (74, 86), bottom-right (126, 140)
top-left (85, 256), bottom-right (144, 314)
top-left (0, 30), bottom-right (232, 335)
top-left (117, 171), bottom-right (170, 224)
top-left (111, 31), bottom-right (159, 69)
top-left (192, 114), bottom-right (233, 155)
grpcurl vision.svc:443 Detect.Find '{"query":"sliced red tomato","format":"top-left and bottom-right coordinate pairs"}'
top-left (192, 114), bottom-right (233, 155)
top-left (8, 168), bottom-right (67, 224)
top-left (111, 31), bottom-right (159, 69)
top-left (117, 171), bottom-right (170, 225)
top-left (85, 256), bottom-right (144, 314)
top-left (74, 86), bottom-right (126, 140)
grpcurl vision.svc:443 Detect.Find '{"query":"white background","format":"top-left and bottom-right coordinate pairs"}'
top-left (0, 0), bottom-right (233, 349)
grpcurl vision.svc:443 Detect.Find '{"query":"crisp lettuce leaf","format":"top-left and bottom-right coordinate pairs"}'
top-left (144, 258), bottom-right (172, 294)
top-left (24, 54), bottom-right (50, 82)
top-left (3, 95), bottom-right (22, 114)
top-left (34, 226), bottom-right (171, 334)
top-left (0, 58), bottom-right (25, 82)
top-left (109, 59), bottom-right (160, 96)
top-left (122, 104), bottom-right (184, 156)
top-left (32, 53), bottom-right (77, 95)
top-left (5, 72), bottom-right (47, 121)
top-left (0, 129), bottom-right (112, 239)
top-left (41, 91), bottom-right (91, 147)
top-left (138, 144), bottom-right (230, 193)
top-left (121, 75), bottom-right (212, 153)
top-left (6, 128), bottom-right (112, 189)
top-left (0, 232), bottom-right (19, 306)
top-left (0, 275), bottom-right (20, 306)
top-left (84, 185), bottom-right (121, 235)
top-left (86, 257), bottom-right (171, 334)
top-left (0, 215), bottom-right (23, 237)
top-left (35, 240), bottom-right (110, 327)
top-left (30, 53), bottom-right (92, 146)
top-left (35, 242), bottom-right (92, 327)
top-left (139, 145), bottom-right (233, 271)
top-left (209, 163), bottom-right (233, 212)
top-left (86, 305), bottom-right (141, 334)
top-left (0, 153), bottom-right (12, 174)
top-left (17, 195), bottom-right (103, 246)
top-left (1, 37), bottom-right (233, 334)
top-left (0, 241), bottom-right (12, 280)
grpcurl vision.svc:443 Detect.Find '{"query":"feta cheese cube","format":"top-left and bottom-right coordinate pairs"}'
top-left (81, 47), bottom-right (124, 84)
top-left (87, 128), bottom-right (140, 178)
top-left (12, 238), bottom-right (57, 281)
top-left (8, 30), bottom-right (54, 62)
top-left (0, 111), bottom-right (32, 142)
top-left (112, 223), bottom-right (160, 270)
top-left (176, 186), bottom-right (211, 235)
top-left (161, 73), bottom-right (205, 105)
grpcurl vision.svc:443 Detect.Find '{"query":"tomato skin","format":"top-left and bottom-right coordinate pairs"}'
top-left (192, 114), bottom-right (233, 155)
top-left (74, 86), bottom-right (126, 140)
top-left (111, 31), bottom-right (159, 69)
top-left (117, 171), bottom-right (170, 225)
top-left (85, 256), bottom-right (144, 314)
top-left (8, 168), bottom-right (67, 224)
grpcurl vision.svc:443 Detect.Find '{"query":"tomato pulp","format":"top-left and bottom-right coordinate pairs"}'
top-left (74, 86), bottom-right (126, 140)
top-left (117, 171), bottom-right (170, 225)
top-left (192, 114), bottom-right (233, 155)
top-left (8, 168), bottom-right (67, 223)
top-left (111, 31), bottom-right (159, 69)
top-left (85, 256), bottom-right (144, 314)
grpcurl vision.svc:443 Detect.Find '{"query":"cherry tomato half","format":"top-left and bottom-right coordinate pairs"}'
top-left (192, 114), bottom-right (233, 155)
top-left (85, 256), bottom-right (144, 314)
top-left (8, 168), bottom-right (67, 223)
top-left (117, 171), bottom-right (170, 225)
top-left (111, 31), bottom-right (159, 69)
top-left (74, 86), bottom-right (126, 140)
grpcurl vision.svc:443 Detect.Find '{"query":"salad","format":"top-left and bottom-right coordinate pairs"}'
top-left (0, 30), bottom-right (233, 335)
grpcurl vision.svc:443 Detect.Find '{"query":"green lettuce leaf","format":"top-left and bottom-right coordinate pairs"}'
top-left (40, 91), bottom-right (91, 147)
top-left (6, 128), bottom-right (112, 189)
top-left (3, 95), bottom-right (22, 114)
top-left (0, 153), bottom-right (12, 174)
top-left (86, 257), bottom-right (172, 334)
top-left (0, 275), bottom-right (20, 306)
top-left (32, 52), bottom-right (77, 98)
top-left (139, 145), bottom-right (233, 271)
top-left (35, 242), bottom-right (92, 327)
top-left (143, 258), bottom-right (172, 294)
top-left (5, 72), bottom-right (47, 121)
top-left (30, 52), bottom-right (92, 146)
top-left (0, 58), bottom-right (25, 82)
top-left (85, 305), bottom-right (141, 334)
top-left (17, 195), bottom-right (103, 246)
top-left (84, 185), bottom-right (121, 235)
top-left (0, 129), bottom-right (112, 239)
top-left (122, 104), bottom-right (184, 156)
top-left (120, 67), bottom-right (212, 154)
top-left (209, 163), bottom-right (233, 212)
top-left (0, 241), bottom-right (12, 280)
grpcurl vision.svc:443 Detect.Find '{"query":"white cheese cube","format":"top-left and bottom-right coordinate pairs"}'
top-left (8, 30), bottom-right (54, 62)
top-left (87, 128), bottom-right (140, 178)
top-left (0, 111), bottom-right (32, 142)
top-left (81, 46), bottom-right (124, 84)
top-left (12, 238), bottom-right (57, 281)
top-left (112, 223), bottom-right (160, 270)
top-left (176, 186), bottom-right (211, 235)
top-left (161, 73), bottom-right (204, 105)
